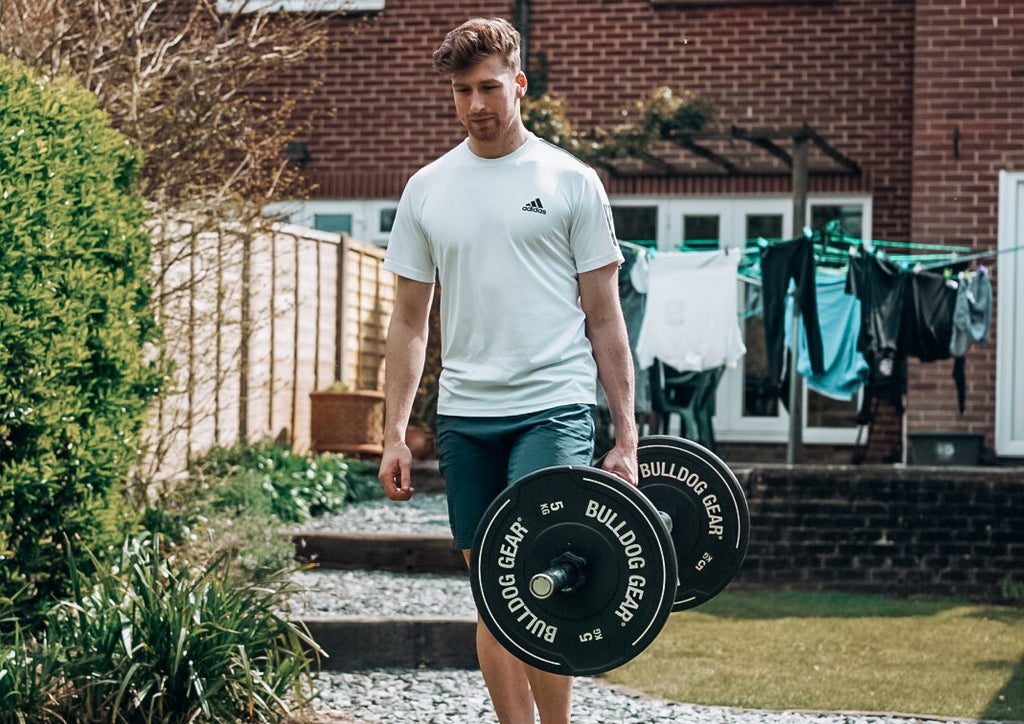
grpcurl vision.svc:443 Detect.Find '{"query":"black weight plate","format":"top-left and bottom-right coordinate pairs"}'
top-left (637, 436), bottom-right (749, 611)
top-left (470, 465), bottom-right (677, 676)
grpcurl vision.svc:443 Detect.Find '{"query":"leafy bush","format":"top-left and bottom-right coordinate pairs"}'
top-left (145, 441), bottom-right (384, 581)
top-left (42, 533), bottom-right (317, 723)
top-left (0, 56), bottom-right (163, 619)
top-left (522, 86), bottom-right (714, 162)
top-left (186, 441), bottom-right (383, 524)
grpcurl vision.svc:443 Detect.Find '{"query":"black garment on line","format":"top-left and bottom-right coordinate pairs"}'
top-left (846, 252), bottom-right (904, 375)
top-left (902, 270), bottom-right (957, 362)
top-left (846, 252), bottom-right (963, 417)
top-left (760, 236), bottom-right (825, 392)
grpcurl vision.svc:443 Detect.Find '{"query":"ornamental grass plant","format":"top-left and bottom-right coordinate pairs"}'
top-left (0, 443), bottom-right (383, 722)
top-left (39, 533), bottom-right (317, 723)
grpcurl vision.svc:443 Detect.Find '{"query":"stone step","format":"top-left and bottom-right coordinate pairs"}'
top-left (300, 616), bottom-right (478, 671)
top-left (293, 531), bottom-right (466, 575)
top-left (290, 462), bottom-right (474, 670)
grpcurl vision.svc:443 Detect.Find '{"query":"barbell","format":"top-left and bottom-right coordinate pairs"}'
top-left (468, 435), bottom-right (750, 676)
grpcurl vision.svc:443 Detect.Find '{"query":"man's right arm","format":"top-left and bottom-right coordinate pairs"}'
top-left (378, 276), bottom-right (435, 501)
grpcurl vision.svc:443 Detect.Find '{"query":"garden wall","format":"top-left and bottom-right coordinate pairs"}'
top-left (733, 464), bottom-right (1024, 603)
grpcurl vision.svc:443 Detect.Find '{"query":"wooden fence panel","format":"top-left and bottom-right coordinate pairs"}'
top-left (143, 222), bottom-right (394, 481)
top-left (340, 237), bottom-right (394, 391)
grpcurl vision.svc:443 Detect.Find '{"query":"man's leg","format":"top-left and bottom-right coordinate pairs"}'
top-left (523, 664), bottom-right (572, 724)
top-left (462, 549), bottom-right (544, 723)
top-left (478, 621), bottom-right (573, 724)
top-left (441, 410), bottom-right (584, 723)
top-left (476, 612), bottom-right (536, 723)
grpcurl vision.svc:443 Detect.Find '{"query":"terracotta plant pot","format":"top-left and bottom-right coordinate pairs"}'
top-left (310, 389), bottom-right (385, 456)
top-left (405, 426), bottom-right (437, 460)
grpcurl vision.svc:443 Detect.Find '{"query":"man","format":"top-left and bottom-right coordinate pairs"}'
top-left (377, 17), bottom-right (638, 724)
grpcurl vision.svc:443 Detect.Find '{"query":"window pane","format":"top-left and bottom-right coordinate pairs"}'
top-left (742, 313), bottom-right (779, 417)
top-left (217, 0), bottom-right (384, 12)
top-left (811, 204), bottom-right (862, 238)
top-left (741, 213), bottom-right (783, 417)
top-left (682, 215), bottom-right (719, 250)
top-left (611, 206), bottom-right (658, 246)
top-left (807, 390), bottom-right (859, 427)
top-left (314, 214), bottom-right (353, 234)
top-left (746, 214), bottom-right (783, 244)
top-left (379, 208), bottom-right (396, 233)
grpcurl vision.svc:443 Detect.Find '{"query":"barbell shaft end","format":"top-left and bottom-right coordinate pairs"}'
top-left (529, 571), bottom-right (560, 599)
top-left (528, 552), bottom-right (587, 599)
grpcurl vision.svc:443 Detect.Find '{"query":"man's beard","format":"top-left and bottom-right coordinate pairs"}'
top-left (465, 114), bottom-right (501, 142)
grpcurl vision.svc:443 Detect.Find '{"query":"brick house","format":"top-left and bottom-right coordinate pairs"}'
top-left (242, 0), bottom-right (1024, 465)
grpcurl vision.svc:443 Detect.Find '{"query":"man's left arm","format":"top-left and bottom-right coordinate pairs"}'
top-left (579, 261), bottom-right (639, 485)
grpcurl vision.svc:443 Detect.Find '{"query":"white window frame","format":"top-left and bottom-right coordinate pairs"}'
top-left (996, 171), bottom-right (1024, 456)
top-left (262, 199), bottom-right (397, 246)
top-left (217, 0), bottom-right (383, 13)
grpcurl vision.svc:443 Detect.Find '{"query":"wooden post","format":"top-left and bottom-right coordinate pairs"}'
top-left (787, 134), bottom-right (809, 465)
top-left (335, 236), bottom-right (346, 385)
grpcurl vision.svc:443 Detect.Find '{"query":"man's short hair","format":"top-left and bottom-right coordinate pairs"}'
top-left (433, 17), bottom-right (521, 76)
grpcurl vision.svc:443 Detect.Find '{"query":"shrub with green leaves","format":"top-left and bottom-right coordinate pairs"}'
top-left (0, 56), bottom-right (163, 619)
top-left (187, 441), bottom-right (384, 524)
top-left (145, 442), bottom-right (384, 581)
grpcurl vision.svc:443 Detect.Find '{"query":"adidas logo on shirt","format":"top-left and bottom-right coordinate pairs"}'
top-left (522, 197), bottom-right (547, 215)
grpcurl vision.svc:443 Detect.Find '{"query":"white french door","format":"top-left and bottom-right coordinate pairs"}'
top-left (996, 171), bottom-right (1024, 455)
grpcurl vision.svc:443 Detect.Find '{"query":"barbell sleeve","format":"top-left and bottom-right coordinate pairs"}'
top-left (528, 551), bottom-right (587, 599)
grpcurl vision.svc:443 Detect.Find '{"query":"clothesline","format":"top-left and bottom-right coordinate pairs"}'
top-left (620, 233), bottom-right (1015, 277)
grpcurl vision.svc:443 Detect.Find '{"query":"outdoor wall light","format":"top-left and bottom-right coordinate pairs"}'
top-left (286, 141), bottom-right (311, 164)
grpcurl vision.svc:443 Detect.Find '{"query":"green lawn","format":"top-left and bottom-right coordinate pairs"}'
top-left (602, 590), bottom-right (1024, 721)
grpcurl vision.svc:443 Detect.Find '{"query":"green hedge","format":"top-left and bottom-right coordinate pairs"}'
top-left (0, 56), bottom-right (162, 618)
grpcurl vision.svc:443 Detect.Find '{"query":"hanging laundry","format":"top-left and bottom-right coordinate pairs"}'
top-left (847, 248), bottom-right (967, 414)
top-left (846, 251), bottom-right (905, 379)
top-left (760, 236), bottom-right (825, 394)
top-left (901, 270), bottom-right (957, 362)
top-left (635, 250), bottom-right (746, 372)
top-left (846, 250), bottom-right (910, 426)
top-left (785, 273), bottom-right (869, 400)
top-left (598, 246), bottom-right (651, 413)
top-left (949, 266), bottom-right (993, 413)
top-left (949, 267), bottom-right (993, 356)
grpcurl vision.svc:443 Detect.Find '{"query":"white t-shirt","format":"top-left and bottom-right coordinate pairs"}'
top-left (384, 134), bottom-right (622, 417)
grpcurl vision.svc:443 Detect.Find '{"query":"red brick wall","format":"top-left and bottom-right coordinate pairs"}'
top-left (906, 1), bottom-right (1024, 454)
top-left (286, 0), bottom-right (915, 241)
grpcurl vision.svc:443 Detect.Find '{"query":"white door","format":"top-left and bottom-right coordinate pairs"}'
top-left (996, 171), bottom-right (1024, 456)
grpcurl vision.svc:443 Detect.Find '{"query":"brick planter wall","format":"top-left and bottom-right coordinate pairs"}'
top-left (733, 465), bottom-right (1024, 604)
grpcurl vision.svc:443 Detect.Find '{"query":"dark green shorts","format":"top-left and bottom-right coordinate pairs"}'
top-left (436, 403), bottom-right (595, 550)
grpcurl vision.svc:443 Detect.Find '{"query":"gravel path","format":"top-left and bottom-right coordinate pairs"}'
top-left (287, 495), bottom-right (991, 724)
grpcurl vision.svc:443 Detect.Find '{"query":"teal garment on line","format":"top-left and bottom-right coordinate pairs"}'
top-left (784, 273), bottom-right (869, 401)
